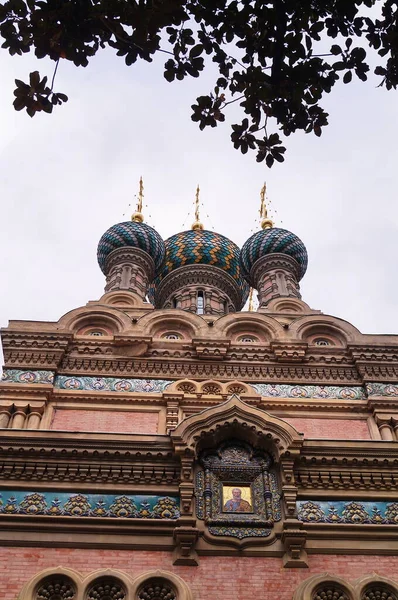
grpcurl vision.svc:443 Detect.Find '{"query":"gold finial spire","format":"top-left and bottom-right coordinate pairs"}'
top-left (131, 176), bottom-right (144, 223)
top-left (248, 288), bottom-right (254, 312)
top-left (259, 182), bottom-right (273, 230)
top-left (191, 184), bottom-right (204, 230)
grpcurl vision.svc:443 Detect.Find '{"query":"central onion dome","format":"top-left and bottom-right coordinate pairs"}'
top-left (150, 229), bottom-right (249, 312)
top-left (97, 221), bottom-right (165, 276)
top-left (240, 227), bottom-right (308, 285)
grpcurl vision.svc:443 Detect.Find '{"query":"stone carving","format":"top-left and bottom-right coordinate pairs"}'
top-left (36, 577), bottom-right (76, 600)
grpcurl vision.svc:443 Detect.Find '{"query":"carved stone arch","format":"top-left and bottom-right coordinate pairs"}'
top-left (169, 379), bottom-right (199, 395)
top-left (213, 312), bottom-right (284, 342)
top-left (131, 570), bottom-right (193, 600)
top-left (135, 309), bottom-right (206, 339)
top-left (354, 574), bottom-right (398, 600)
top-left (18, 566), bottom-right (82, 600)
top-left (98, 290), bottom-right (149, 309)
top-left (58, 306), bottom-right (131, 335)
top-left (200, 380), bottom-right (224, 396)
top-left (171, 394), bottom-right (303, 460)
top-left (293, 573), bottom-right (355, 600)
top-left (225, 380), bottom-right (257, 396)
top-left (82, 569), bottom-right (131, 600)
top-left (290, 315), bottom-right (362, 346)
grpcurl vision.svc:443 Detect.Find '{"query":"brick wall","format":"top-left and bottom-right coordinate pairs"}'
top-left (4, 548), bottom-right (398, 600)
top-left (51, 409), bottom-right (159, 434)
top-left (283, 417), bottom-right (370, 439)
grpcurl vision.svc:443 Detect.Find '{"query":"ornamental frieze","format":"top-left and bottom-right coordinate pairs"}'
top-left (297, 500), bottom-right (398, 524)
top-left (1, 369), bottom-right (55, 385)
top-left (2, 369), bottom-right (370, 399)
top-left (0, 490), bottom-right (179, 519)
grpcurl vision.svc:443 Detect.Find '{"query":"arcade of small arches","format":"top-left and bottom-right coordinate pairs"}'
top-left (18, 569), bottom-right (193, 600)
top-left (18, 569), bottom-right (398, 600)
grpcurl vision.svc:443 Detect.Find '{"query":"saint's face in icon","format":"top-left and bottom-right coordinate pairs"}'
top-left (223, 487), bottom-right (252, 513)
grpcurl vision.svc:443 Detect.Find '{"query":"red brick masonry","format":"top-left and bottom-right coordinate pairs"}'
top-left (283, 417), bottom-right (370, 439)
top-left (4, 549), bottom-right (398, 600)
top-left (51, 409), bottom-right (159, 434)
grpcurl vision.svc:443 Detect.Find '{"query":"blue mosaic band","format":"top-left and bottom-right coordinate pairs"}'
top-left (297, 500), bottom-right (398, 524)
top-left (0, 490), bottom-right (179, 519)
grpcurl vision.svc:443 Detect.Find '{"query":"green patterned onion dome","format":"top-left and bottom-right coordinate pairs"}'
top-left (97, 221), bottom-right (166, 275)
top-left (240, 227), bottom-right (308, 282)
top-left (150, 229), bottom-right (249, 304)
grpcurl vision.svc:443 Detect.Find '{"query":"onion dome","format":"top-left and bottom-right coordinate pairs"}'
top-left (240, 227), bottom-right (308, 283)
top-left (97, 221), bottom-right (165, 275)
top-left (150, 229), bottom-right (250, 307)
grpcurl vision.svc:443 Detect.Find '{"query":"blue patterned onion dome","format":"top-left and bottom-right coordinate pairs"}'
top-left (151, 229), bottom-right (249, 304)
top-left (240, 227), bottom-right (308, 282)
top-left (97, 221), bottom-right (166, 275)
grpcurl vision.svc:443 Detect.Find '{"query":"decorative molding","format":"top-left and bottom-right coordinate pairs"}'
top-left (0, 490), bottom-right (179, 519)
top-left (253, 383), bottom-right (365, 400)
top-left (297, 499), bottom-right (398, 524)
top-left (1, 369), bottom-right (54, 385)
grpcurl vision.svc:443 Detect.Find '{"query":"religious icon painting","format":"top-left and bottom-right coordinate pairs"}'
top-left (222, 485), bottom-right (253, 513)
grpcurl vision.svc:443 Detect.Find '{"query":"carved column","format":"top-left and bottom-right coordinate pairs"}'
top-left (250, 253), bottom-right (302, 308)
top-left (103, 247), bottom-right (155, 300)
top-left (11, 406), bottom-right (27, 429)
top-left (0, 406), bottom-right (12, 428)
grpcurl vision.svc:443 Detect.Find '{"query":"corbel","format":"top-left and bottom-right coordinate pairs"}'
top-left (281, 519), bottom-right (308, 568)
top-left (173, 522), bottom-right (200, 566)
top-left (271, 341), bottom-right (308, 362)
top-left (192, 338), bottom-right (230, 360)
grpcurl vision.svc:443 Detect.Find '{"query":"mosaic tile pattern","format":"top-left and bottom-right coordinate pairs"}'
top-left (297, 500), bottom-right (398, 524)
top-left (0, 490), bottom-right (179, 519)
top-left (97, 221), bottom-right (165, 275)
top-left (240, 227), bottom-right (308, 282)
top-left (1, 369), bottom-right (55, 385)
top-left (366, 383), bottom-right (398, 397)
top-left (56, 376), bottom-right (172, 393)
top-left (150, 229), bottom-right (249, 305)
top-left (253, 383), bottom-right (365, 400)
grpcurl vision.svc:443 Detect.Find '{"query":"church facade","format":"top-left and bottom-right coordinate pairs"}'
top-left (1, 198), bottom-right (398, 600)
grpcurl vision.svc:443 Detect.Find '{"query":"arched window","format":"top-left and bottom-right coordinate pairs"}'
top-left (86, 578), bottom-right (127, 600)
top-left (35, 576), bottom-right (76, 600)
top-left (137, 579), bottom-right (176, 600)
top-left (361, 585), bottom-right (398, 600)
top-left (313, 584), bottom-right (349, 600)
top-left (197, 291), bottom-right (204, 315)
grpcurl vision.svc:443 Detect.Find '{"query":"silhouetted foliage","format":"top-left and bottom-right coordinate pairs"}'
top-left (1, 0), bottom-right (398, 165)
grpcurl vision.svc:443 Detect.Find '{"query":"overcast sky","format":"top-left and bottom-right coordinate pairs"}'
top-left (1, 40), bottom-right (398, 371)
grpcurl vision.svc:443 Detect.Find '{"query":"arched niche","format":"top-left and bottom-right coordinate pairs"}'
top-left (171, 394), bottom-right (303, 460)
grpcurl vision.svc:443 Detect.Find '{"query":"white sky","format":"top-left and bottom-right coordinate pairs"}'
top-left (1, 42), bottom-right (398, 372)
